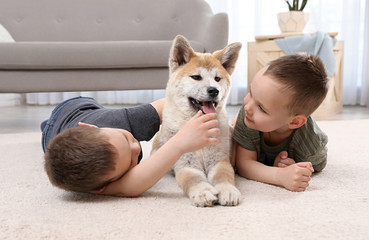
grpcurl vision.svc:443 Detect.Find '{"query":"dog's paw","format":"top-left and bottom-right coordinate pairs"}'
top-left (215, 183), bottom-right (241, 206)
top-left (189, 183), bottom-right (218, 207)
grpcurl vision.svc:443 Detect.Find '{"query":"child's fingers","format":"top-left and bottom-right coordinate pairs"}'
top-left (203, 119), bottom-right (220, 130)
top-left (191, 110), bottom-right (203, 119)
top-left (274, 152), bottom-right (285, 167)
top-left (301, 175), bottom-right (311, 182)
top-left (280, 159), bottom-right (288, 164)
top-left (280, 158), bottom-right (295, 166)
top-left (278, 162), bottom-right (287, 168)
top-left (78, 122), bottom-right (98, 128)
top-left (279, 150), bottom-right (288, 159)
top-left (195, 111), bottom-right (216, 119)
top-left (305, 162), bottom-right (314, 172)
top-left (207, 128), bottom-right (221, 138)
top-left (207, 137), bottom-right (220, 145)
top-left (191, 112), bottom-right (217, 124)
top-left (296, 161), bottom-right (312, 169)
top-left (297, 185), bottom-right (309, 192)
top-left (296, 162), bottom-right (314, 174)
top-left (78, 122), bottom-right (88, 126)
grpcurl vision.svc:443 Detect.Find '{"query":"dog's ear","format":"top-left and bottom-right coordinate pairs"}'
top-left (213, 42), bottom-right (242, 75)
top-left (169, 35), bottom-right (196, 73)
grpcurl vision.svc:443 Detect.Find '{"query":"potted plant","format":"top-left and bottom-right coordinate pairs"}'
top-left (278, 0), bottom-right (309, 33)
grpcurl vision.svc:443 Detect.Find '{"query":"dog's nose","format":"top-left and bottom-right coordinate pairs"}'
top-left (207, 87), bottom-right (219, 98)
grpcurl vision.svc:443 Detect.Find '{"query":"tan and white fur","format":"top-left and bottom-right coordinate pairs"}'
top-left (152, 35), bottom-right (242, 207)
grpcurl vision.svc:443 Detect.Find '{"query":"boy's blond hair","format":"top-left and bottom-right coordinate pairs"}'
top-left (44, 127), bottom-right (117, 192)
top-left (264, 54), bottom-right (328, 116)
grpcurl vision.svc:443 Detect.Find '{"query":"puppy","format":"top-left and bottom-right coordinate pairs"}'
top-left (152, 35), bottom-right (242, 207)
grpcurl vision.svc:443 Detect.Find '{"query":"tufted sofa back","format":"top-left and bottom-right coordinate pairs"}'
top-left (0, 0), bottom-right (214, 42)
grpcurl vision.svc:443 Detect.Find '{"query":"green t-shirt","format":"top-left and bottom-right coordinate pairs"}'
top-left (233, 106), bottom-right (328, 172)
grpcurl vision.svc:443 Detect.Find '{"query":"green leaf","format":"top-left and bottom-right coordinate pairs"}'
top-left (285, 0), bottom-right (293, 11)
top-left (299, 0), bottom-right (308, 11)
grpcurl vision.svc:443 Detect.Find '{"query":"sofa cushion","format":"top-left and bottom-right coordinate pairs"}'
top-left (0, 24), bottom-right (14, 42)
top-left (0, 0), bottom-right (214, 42)
top-left (0, 40), bottom-right (205, 70)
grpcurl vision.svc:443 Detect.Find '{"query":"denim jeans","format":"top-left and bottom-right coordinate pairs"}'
top-left (41, 96), bottom-right (93, 152)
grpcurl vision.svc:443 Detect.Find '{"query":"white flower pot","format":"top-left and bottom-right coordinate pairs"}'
top-left (277, 11), bottom-right (309, 33)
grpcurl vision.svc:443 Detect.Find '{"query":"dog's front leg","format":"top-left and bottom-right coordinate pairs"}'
top-left (207, 160), bottom-right (241, 206)
top-left (175, 167), bottom-right (218, 207)
top-left (174, 154), bottom-right (218, 207)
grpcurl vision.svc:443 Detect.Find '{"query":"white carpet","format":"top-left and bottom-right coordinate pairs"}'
top-left (1, 119), bottom-right (369, 240)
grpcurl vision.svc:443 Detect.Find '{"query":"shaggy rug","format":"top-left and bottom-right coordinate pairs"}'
top-left (0, 119), bottom-right (368, 240)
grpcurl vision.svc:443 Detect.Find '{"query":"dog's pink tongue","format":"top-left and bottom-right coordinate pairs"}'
top-left (202, 101), bottom-right (216, 114)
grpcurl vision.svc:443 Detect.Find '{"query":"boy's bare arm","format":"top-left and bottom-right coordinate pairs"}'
top-left (229, 112), bottom-right (239, 168)
top-left (103, 136), bottom-right (184, 197)
top-left (236, 143), bottom-right (280, 184)
top-left (150, 98), bottom-right (165, 124)
top-left (236, 144), bottom-right (313, 192)
top-left (102, 111), bottom-right (220, 197)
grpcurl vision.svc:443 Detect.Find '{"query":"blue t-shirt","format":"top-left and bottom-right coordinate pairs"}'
top-left (43, 97), bottom-right (160, 162)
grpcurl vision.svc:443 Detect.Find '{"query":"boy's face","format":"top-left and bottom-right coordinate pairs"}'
top-left (99, 128), bottom-right (141, 183)
top-left (243, 67), bottom-right (294, 133)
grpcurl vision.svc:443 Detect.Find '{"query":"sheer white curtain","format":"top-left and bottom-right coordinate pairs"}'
top-left (25, 89), bottom-right (165, 105)
top-left (22, 0), bottom-right (368, 106)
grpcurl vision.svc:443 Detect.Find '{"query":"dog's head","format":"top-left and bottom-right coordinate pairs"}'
top-left (167, 35), bottom-right (241, 115)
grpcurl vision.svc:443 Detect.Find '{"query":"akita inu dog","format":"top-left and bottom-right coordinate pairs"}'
top-left (152, 35), bottom-right (242, 207)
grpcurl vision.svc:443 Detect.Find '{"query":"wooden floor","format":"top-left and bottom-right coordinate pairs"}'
top-left (0, 104), bottom-right (369, 134)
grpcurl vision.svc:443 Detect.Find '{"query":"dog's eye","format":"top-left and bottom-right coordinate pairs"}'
top-left (214, 76), bottom-right (221, 82)
top-left (190, 75), bottom-right (202, 81)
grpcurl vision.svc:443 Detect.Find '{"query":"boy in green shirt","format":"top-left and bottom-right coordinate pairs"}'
top-left (231, 54), bottom-right (328, 192)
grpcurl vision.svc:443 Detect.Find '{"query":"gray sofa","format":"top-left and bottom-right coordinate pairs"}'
top-left (0, 0), bottom-right (228, 93)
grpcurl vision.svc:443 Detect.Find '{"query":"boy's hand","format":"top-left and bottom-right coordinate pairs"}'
top-left (278, 162), bottom-right (314, 192)
top-left (78, 122), bottom-right (98, 128)
top-left (273, 151), bottom-right (296, 167)
top-left (173, 111), bottom-right (220, 154)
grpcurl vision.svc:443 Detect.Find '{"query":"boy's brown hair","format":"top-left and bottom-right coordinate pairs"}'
top-left (44, 127), bottom-right (117, 193)
top-left (264, 53), bottom-right (328, 116)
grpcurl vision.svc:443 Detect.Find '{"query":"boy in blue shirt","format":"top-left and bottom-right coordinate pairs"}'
top-left (42, 97), bottom-right (220, 196)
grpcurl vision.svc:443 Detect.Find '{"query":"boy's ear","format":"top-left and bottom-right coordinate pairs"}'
top-left (90, 186), bottom-right (106, 194)
top-left (288, 114), bottom-right (307, 129)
